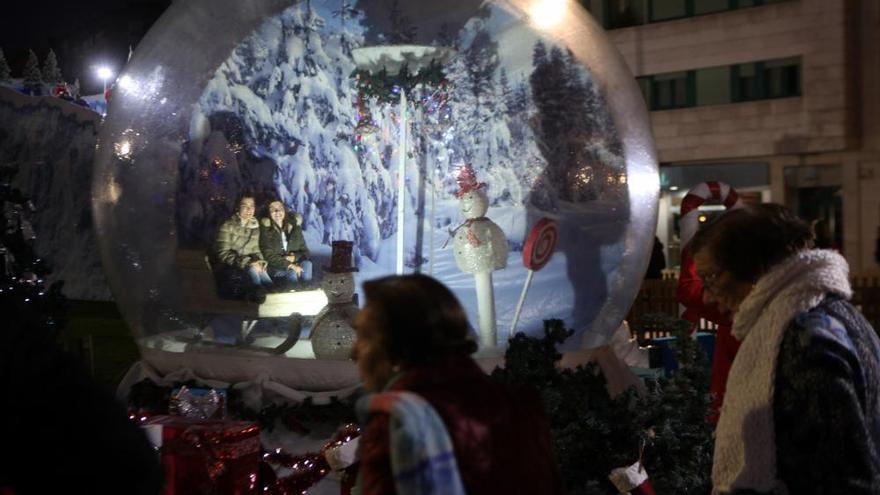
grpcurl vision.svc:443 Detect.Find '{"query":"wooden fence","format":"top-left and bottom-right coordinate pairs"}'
top-left (626, 274), bottom-right (880, 342)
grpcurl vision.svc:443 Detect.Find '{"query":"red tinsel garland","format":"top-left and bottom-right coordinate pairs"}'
top-left (262, 423), bottom-right (361, 494)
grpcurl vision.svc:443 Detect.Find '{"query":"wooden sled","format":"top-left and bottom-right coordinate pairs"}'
top-left (175, 249), bottom-right (327, 354)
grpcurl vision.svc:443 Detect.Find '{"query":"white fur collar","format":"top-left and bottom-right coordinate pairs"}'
top-left (237, 215), bottom-right (258, 229)
top-left (713, 250), bottom-right (851, 493)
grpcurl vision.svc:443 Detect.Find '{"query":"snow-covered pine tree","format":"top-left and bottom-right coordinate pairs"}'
top-left (530, 42), bottom-right (604, 202)
top-left (22, 50), bottom-right (42, 95)
top-left (435, 22), bottom-right (454, 48)
top-left (0, 48), bottom-right (11, 83)
top-left (388, 0), bottom-right (417, 44)
top-left (42, 48), bottom-right (62, 84)
top-left (442, 17), bottom-right (523, 206)
top-left (196, 4), bottom-right (392, 262)
top-left (331, 1), bottom-right (359, 57)
top-left (498, 67), bottom-right (510, 103)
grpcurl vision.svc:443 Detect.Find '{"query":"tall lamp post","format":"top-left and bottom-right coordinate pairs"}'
top-left (350, 45), bottom-right (454, 275)
top-left (97, 66), bottom-right (114, 113)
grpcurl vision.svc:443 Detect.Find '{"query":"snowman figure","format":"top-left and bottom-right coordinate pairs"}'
top-left (450, 164), bottom-right (508, 347)
top-left (310, 241), bottom-right (360, 360)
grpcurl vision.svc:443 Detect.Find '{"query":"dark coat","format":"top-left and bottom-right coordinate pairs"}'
top-left (259, 216), bottom-right (309, 274)
top-left (0, 312), bottom-right (163, 494)
top-left (771, 297), bottom-right (880, 494)
top-left (358, 356), bottom-right (564, 495)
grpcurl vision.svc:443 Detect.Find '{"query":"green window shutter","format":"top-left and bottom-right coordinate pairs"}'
top-left (686, 70), bottom-right (696, 107)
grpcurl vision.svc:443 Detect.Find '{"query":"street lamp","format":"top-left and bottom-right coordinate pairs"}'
top-left (97, 66), bottom-right (113, 93)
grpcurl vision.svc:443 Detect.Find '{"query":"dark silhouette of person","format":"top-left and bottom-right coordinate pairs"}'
top-left (645, 236), bottom-right (667, 279)
top-left (0, 298), bottom-right (162, 494)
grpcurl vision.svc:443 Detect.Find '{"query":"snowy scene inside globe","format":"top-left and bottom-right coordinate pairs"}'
top-left (92, 0), bottom-right (657, 388)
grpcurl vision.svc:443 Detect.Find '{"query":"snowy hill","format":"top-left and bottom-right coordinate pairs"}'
top-left (0, 86), bottom-right (111, 300)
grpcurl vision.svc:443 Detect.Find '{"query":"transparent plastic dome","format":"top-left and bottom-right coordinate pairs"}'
top-left (94, 0), bottom-right (657, 390)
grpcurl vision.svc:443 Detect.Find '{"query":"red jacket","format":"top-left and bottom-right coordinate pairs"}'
top-left (677, 248), bottom-right (740, 422)
top-left (358, 356), bottom-right (564, 495)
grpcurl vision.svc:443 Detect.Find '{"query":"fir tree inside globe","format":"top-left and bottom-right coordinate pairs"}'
top-left (93, 0), bottom-right (657, 387)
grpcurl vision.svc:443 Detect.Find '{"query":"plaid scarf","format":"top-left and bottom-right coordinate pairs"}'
top-left (357, 391), bottom-right (467, 495)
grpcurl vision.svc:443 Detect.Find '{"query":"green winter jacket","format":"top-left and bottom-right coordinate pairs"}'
top-left (211, 214), bottom-right (264, 269)
top-left (259, 214), bottom-right (310, 274)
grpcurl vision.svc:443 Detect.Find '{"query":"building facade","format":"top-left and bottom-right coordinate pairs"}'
top-left (584, 0), bottom-right (880, 273)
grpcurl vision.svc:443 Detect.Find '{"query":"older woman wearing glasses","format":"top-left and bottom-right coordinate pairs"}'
top-left (692, 203), bottom-right (880, 495)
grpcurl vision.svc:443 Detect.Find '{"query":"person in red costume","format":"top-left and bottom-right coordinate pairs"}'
top-left (677, 246), bottom-right (740, 423)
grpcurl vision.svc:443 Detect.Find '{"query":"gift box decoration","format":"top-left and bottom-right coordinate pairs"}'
top-left (169, 386), bottom-right (227, 420)
top-left (143, 415), bottom-right (260, 495)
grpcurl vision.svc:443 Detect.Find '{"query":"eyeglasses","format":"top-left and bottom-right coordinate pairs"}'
top-left (699, 271), bottom-right (721, 292)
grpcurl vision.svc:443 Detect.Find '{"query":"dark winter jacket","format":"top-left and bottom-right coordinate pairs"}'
top-left (714, 250), bottom-right (880, 494)
top-left (358, 356), bottom-right (564, 495)
top-left (258, 215), bottom-right (309, 274)
top-left (770, 297), bottom-right (880, 494)
top-left (0, 308), bottom-right (163, 494)
top-left (211, 214), bottom-right (263, 269)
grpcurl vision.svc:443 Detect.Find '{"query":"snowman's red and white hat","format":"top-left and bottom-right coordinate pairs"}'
top-left (455, 164), bottom-right (486, 198)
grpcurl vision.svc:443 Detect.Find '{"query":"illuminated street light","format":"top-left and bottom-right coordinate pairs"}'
top-left (96, 66), bottom-right (113, 94)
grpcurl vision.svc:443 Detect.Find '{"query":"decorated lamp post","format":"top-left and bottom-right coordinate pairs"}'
top-left (351, 45), bottom-right (454, 274)
top-left (449, 165), bottom-right (508, 347)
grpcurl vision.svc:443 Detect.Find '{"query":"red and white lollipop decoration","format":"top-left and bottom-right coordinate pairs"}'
top-left (510, 218), bottom-right (559, 335)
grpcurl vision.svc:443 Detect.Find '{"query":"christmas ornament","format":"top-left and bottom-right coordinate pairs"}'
top-left (310, 241), bottom-right (359, 360)
top-left (169, 385), bottom-right (227, 420)
top-left (449, 164), bottom-right (508, 347)
top-left (609, 462), bottom-right (656, 495)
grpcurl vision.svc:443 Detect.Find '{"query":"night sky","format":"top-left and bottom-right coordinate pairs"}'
top-left (0, 0), bottom-right (171, 94)
top-left (0, 0), bottom-right (487, 94)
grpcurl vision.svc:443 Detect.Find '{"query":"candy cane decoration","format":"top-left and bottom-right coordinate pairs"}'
top-left (679, 181), bottom-right (743, 250)
top-left (677, 181), bottom-right (743, 326)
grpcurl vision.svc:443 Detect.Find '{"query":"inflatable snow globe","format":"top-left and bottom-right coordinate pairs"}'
top-left (93, 0), bottom-right (658, 396)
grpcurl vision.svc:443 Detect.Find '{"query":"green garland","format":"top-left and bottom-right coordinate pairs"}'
top-left (352, 60), bottom-right (447, 103)
top-left (127, 379), bottom-right (359, 433)
top-left (492, 319), bottom-right (713, 494)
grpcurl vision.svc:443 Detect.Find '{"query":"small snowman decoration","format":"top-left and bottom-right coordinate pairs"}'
top-left (310, 241), bottom-right (360, 360)
top-left (449, 164), bottom-right (508, 347)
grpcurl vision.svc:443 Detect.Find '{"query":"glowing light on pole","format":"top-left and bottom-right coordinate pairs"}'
top-left (529, 0), bottom-right (566, 28)
top-left (97, 67), bottom-right (114, 110)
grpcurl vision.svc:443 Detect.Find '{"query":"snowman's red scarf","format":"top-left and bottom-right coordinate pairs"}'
top-left (443, 217), bottom-right (489, 249)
